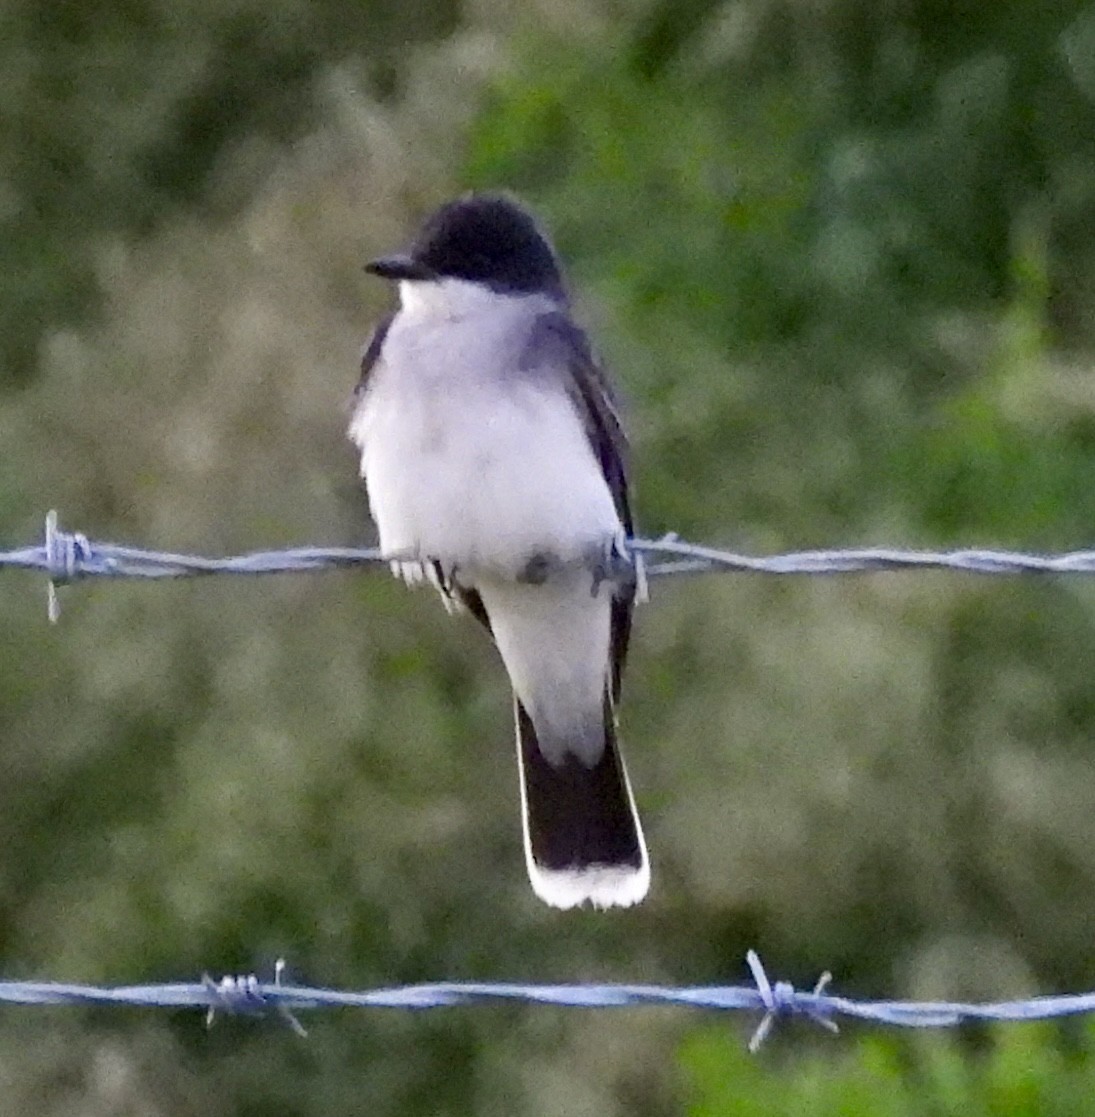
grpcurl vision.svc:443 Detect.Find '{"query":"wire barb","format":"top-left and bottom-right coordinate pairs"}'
top-left (43, 509), bottom-right (93, 623)
top-left (202, 959), bottom-right (306, 1037)
top-left (745, 951), bottom-right (838, 1052)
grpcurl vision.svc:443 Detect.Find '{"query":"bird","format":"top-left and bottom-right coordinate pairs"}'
top-left (348, 192), bottom-right (649, 908)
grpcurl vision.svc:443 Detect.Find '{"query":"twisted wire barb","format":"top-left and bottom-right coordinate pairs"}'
top-left (5, 513), bottom-right (1095, 622)
top-left (2, 952), bottom-right (1093, 1048)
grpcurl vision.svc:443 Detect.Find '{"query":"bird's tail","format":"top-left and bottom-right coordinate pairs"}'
top-left (515, 693), bottom-right (649, 909)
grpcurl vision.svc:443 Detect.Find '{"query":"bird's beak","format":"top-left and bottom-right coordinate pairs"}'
top-left (364, 254), bottom-right (436, 281)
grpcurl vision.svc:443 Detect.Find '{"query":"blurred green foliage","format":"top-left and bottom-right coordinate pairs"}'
top-left (3, 0), bottom-right (1095, 1114)
top-left (0, 0), bottom-right (458, 383)
top-left (684, 1019), bottom-right (1095, 1116)
top-left (467, 0), bottom-right (1095, 545)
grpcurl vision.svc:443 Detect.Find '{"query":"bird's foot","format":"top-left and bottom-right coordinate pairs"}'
top-left (590, 534), bottom-right (641, 598)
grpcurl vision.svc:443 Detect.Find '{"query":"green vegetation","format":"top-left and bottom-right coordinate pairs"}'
top-left (685, 1019), bottom-right (1095, 1115)
top-left (3, 1), bottom-right (1095, 1114)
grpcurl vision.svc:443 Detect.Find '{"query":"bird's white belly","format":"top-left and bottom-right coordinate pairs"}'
top-left (351, 374), bottom-right (620, 579)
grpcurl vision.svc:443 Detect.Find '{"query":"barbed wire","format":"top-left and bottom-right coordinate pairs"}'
top-left (6, 522), bottom-right (1095, 1045)
top-left (2, 952), bottom-right (1093, 1050)
top-left (4, 512), bottom-right (1095, 622)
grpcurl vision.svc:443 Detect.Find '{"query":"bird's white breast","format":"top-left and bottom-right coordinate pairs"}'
top-left (348, 280), bottom-right (621, 579)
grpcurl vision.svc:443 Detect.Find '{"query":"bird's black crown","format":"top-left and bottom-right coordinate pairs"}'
top-left (407, 194), bottom-right (565, 296)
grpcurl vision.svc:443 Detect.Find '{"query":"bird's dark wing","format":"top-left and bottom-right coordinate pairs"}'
top-left (353, 313), bottom-right (395, 402)
top-left (519, 310), bottom-right (635, 699)
top-left (520, 310), bottom-right (632, 535)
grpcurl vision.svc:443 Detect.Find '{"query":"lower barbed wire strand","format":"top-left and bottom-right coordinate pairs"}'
top-left (3, 953), bottom-right (1095, 1047)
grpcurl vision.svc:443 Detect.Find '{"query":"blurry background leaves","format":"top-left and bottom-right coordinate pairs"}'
top-left (4, 0), bottom-right (1095, 1114)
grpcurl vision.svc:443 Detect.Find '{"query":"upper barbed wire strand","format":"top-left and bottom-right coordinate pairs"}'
top-left (5, 512), bottom-right (1095, 621)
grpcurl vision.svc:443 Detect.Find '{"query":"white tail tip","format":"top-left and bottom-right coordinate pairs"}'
top-left (528, 861), bottom-right (650, 910)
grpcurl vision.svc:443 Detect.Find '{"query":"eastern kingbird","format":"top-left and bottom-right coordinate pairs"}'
top-left (348, 193), bottom-right (649, 908)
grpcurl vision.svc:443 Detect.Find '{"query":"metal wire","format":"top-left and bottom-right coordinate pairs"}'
top-left (1, 952), bottom-right (1092, 1049)
top-left (5, 521), bottom-right (1095, 1043)
top-left (5, 512), bottom-right (1095, 622)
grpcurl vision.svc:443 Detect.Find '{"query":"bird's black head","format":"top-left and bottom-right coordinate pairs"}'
top-left (366, 193), bottom-right (566, 297)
